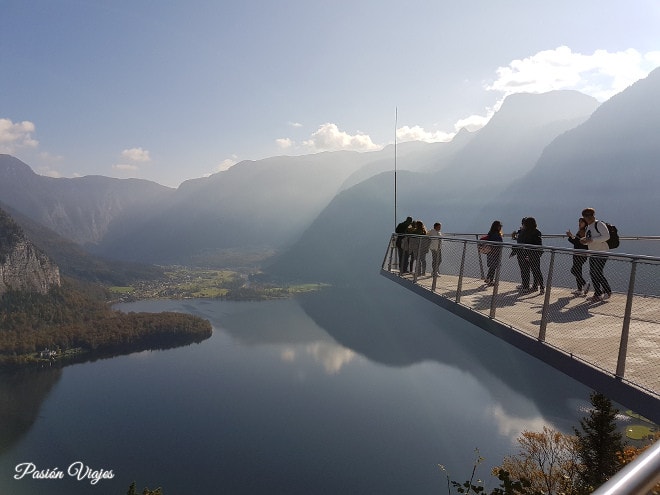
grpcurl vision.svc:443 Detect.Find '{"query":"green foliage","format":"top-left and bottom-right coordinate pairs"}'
top-left (574, 392), bottom-right (624, 492)
top-left (0, 207), bottom-right (26, 263)
top-left (0, 278), bottom-right (211, 366)
top-left (440, 450), bottom-right (541, 495)
top-left (442, 392), bottom-right (639, 495)
top-left (127, 481), bottom-right (163, 495)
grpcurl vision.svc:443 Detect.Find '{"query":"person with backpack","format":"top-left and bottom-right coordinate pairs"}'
top-left (580, 207), bottom-right (612, 301)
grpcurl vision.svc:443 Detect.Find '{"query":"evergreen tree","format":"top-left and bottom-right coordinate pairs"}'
top-left (574, 392), bottom-right (624, 492)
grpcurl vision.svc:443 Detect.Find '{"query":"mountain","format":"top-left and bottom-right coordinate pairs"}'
top-left (0, 207), bottom-right (60, 295)
top-left (3, 80), bottom-right (653, 273)
top-left (483, 66), bottom-right (660, 235)
top-left (88, 151), bottom-right (388, 264)
top-left (268, 79), bottom-right (659, 284)
top-left (0, 154), bottom-right (174, 246)
top-left (427, 91), bottom-right (599, 196)
top-left (0, 201), bottom-right (163, 285)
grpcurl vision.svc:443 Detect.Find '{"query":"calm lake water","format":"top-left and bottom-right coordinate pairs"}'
top-left (0, 284), bottom-right (593, 494)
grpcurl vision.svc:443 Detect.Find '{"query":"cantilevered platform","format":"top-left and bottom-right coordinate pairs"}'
top-left (381, 234), bottom-right (660, 424)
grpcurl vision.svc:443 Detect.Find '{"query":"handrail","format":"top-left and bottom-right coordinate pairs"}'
top-left (383, 233), bottom-right (660, 495)
top-left (591, 441), bottom-right (660, 495)
top-left (383, 233), bottom-right (660, 401)
top-left (395, 232), bottom-right (660, 262)
top-left (439, 232), bottom-right (660, 242)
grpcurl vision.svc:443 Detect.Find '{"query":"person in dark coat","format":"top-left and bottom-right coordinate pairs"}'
top-left (511, 218), bottom-right (529, 290)
top-left (395, 216), bottom-right (413, 273)
top-left (519, 217), bottom-right (544, 294)
top-left (484, 220), bottom-right (503, 285)
top-left (566, 217), bottom-right (590, 296)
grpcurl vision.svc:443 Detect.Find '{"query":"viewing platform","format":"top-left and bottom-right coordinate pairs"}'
top-left (381, 233), bottom-right (660, 424)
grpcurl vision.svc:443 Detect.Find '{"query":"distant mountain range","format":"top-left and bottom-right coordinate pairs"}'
top-left (1, 67), bottom-right (659, 284)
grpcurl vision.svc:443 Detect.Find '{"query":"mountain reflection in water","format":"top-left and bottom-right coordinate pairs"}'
top-left (0, 284), bottom-right (591, 495)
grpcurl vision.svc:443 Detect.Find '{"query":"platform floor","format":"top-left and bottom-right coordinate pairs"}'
top-left (385, 268), bottom-right (660, 402)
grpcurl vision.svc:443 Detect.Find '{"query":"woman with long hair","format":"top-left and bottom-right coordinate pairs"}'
top-left (484, 220), bottom-right (503, 285)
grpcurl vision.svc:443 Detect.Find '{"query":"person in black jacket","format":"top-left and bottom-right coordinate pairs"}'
top-left (519, 217), bottom-right (544, 294)
top-left (511, 218), bottom-right (529, 290)
top-left (566, 217), bottom-right (590, 296)
top-left (395, 216), bottom-right (413, 274)
top-left (484, 220), bottom-right (503, 285)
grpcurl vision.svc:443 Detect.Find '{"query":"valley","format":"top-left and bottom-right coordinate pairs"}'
top-left (108, 266), bottom-right (328, 302)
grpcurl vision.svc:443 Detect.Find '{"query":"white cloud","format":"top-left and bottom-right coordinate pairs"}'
top-left (487, 46), bottom-right (660, 102)
top-left (446, 47), bottom-right (660, 135)
top-left (0, 118), bottom-right (39, 152)
top-left (453, 114), bottom-right (490, 132)
top-left (288, 121), bottom-right (303, 128)
top-left (276, 137), bottom-right (293, 149)
top-left (303, 123), bottom-right (382, 152)
top-left (120, 147), bottom-right (151, 162)
top-left (215, 157), bottom-right (237, 172)
top-left (487, 404), bottom-right (555, 441)
top-left (279, 343), bottom-right (357, 374)
top-left (36, 166), bottom-right (62, 178)
top-left (396, 125), bottom-right (454, 143)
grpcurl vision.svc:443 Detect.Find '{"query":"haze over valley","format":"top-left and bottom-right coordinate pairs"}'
top-left (1, 4), bottom-right (659, 491)
top-left (1, 68), bottom-right (659, 282)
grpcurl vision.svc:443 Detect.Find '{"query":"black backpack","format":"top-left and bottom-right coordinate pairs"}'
top-left (595, 222), bottom-right (620, 249)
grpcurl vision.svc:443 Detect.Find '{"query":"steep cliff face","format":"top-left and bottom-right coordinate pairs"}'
top-left (0, 208), bottom-right (61, 296)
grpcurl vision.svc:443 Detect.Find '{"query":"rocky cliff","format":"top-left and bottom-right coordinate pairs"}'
top-left (0, 208), bottom-right (60, 295)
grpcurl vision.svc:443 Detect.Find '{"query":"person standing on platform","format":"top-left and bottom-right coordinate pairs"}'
top-left (395, 216), bottom-right (413, 274)
top-left (567, 217), bottom-right (590, 296)
top-left (428, 222), bottom-right (443, 276)
top-left (511, 218), bottom-right (529, 290)
top-left (484, 220), bottom-right (503, 285)
top-left (520, 217), bottom-right (544, 294)
top-left (580, 208), bottom-right (612, 301)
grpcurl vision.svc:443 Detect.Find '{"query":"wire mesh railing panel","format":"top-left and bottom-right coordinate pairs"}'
top-left (382, 234), bottom-right (660, 398)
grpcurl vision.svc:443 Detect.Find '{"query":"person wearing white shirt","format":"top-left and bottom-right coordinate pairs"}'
top-left (428, 222), bottom-right (442, 275)
top-left (580, 207), bottom-right (612, 301)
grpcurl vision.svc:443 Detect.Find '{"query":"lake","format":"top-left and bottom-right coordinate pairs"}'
top-left (0, 284), bottom-right (593, 494)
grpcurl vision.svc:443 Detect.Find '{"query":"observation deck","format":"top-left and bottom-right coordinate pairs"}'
top-left (380, 233), bottom-right (660, 424)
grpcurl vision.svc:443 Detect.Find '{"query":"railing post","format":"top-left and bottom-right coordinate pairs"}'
top-left (456, 240), bottom-right (467, 303)
top-left (538, 250), bottom-right (555, 342)
top-left (383, 234), bottom-right (395, 271)
top-left (489, 263), bottom-right (500, 319)
top-left (413, 235), bottom-right (421, 283)
top-left (616, 260), bottom-right (638, 379)
top-left (476, 234), bottom-right (485, 280)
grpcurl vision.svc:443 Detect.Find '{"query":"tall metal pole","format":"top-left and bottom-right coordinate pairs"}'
top-left (394, 107), bottom-right (398, 230)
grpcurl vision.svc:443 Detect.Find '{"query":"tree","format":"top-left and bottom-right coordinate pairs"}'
top-left (126, 481), bottom-right (163, 495)
top-left (494, 426), bottom-right (581, 495)
top-left (574, 392), bottom-right (624, 492)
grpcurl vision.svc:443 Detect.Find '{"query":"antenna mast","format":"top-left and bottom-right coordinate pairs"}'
top-left (394, 107), bottom-right (398, 230)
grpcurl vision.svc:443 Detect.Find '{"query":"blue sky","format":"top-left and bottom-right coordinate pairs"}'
top-left (1, 0), bottom-right (659, 187)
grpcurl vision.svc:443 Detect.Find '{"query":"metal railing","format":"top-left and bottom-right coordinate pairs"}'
top-left (382, 232), bottom-right (660, 495)
top-left (382, 233), bottom-right (660, 400)
top-left (592, 440), bottom-right (660, 495)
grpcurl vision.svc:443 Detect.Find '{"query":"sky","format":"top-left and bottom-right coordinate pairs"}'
top-left (1, 1), bottom-right (659, 188)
